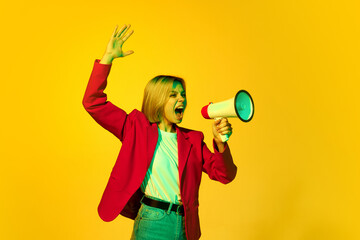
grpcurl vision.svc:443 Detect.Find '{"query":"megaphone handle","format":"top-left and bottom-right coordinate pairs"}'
top-left (214, 117), bottom-right (229, 142)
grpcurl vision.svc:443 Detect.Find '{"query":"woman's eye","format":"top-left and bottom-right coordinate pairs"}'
top-left (170, 94), bottom-right (176, 97)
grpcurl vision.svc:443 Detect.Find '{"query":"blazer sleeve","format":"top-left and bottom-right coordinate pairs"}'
top-left (201, 133), bottom-right (237, 184)
top-left (82, 59), bottom-right (129, 141)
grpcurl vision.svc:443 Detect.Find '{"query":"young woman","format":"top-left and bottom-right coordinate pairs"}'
top-left (83, 24), bottom-right (237, 240)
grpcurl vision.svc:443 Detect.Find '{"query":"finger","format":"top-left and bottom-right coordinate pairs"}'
top-left (123, 50), bottom-right (134, 57)
top-left (116, 24), bottom-right (128, 38)
top-left (112, 25), bottom-right (118, 38)
top-left (214, 118), bottom-right (222, 125)
top-left (216, 122), bottom-right (231, 129)
top-left (217, 123), bottom-right (232, 131)
top-left (218, 118), bottom-right (228, 125)
top-left (122, 29), bottom-right (134, 42)
top-left (220, 117), bottom-right (228, 122)
top-left (219, 130), bottom-right (232, 135)
top-left (218, 127), bottom-right (233, 135)
top-left (118, 24), bottom-right (131, 38)
top-left (116, 25), bottom-right (126, 37)
top-left (216, 118), bottom-right (222, 123)
top-left (218, 126), bottom-right (232, 133)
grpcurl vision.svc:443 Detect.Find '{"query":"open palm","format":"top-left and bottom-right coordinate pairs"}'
top-left (104, 24), bottom-right (134, 59)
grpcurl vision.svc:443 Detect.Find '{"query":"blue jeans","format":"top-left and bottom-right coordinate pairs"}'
top-left (130, 197), bottom-right (187, 240)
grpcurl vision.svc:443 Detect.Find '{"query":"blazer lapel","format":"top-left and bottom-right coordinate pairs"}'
top-left (176, 126), bottom-right (192, 181)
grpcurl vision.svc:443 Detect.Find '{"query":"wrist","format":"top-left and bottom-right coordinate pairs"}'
top-left (214, 139), bottom-right (226, 153)
top-left (214, 138), bottom-right (222, 145)
top-left (100, 53), bottom-right (114, 64)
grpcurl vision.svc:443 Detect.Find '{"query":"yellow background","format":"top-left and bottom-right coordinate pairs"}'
top-left (1, 0), bottom-right (359, 239)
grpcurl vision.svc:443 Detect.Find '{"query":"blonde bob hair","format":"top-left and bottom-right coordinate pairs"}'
top-left (142, 75), bottom-right (186, 123)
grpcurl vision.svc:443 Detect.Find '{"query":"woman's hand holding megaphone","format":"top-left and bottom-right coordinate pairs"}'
top-left (212, 117), bottom-right (232, 152)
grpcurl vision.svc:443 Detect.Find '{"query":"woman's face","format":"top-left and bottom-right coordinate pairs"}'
top-left (162, 81), bottom-right (187, 126)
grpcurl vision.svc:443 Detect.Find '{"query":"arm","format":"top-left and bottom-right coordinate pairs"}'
top-left (82, 24), bottom-right (135, 141)
top-left (202, 135), bottom-right (237, 184)
top-left (201, 117), bottom-right (237, 183)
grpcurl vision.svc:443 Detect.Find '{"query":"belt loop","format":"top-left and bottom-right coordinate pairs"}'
top-left (176, 205), bottom-right (181, 215)
top-left (167, 202), bottom-right (173, 215)
top-left (140, 194), bottom-right (146, 205)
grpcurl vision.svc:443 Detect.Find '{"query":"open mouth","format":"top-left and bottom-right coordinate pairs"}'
top-left (175, 106), bottom-right (184, 119)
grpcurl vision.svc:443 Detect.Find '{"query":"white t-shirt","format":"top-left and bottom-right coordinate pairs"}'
top-left (140, 127), bottom-right (182, 204)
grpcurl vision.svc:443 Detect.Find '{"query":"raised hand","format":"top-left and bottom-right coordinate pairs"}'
top-left (101, 24), bottom-right (134, 64)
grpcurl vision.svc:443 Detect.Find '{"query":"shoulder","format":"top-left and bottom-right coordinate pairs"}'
top-left (125, 109), bottom-right (153, 128)
top-left (128, 109), bottom-right (148, 122)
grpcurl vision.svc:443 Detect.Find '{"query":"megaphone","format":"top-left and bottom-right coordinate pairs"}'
top-left (201, 90), bottom-right (254, 142)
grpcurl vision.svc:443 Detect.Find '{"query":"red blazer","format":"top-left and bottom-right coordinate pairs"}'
top-left (82, 59), bottom-right (237, 240)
